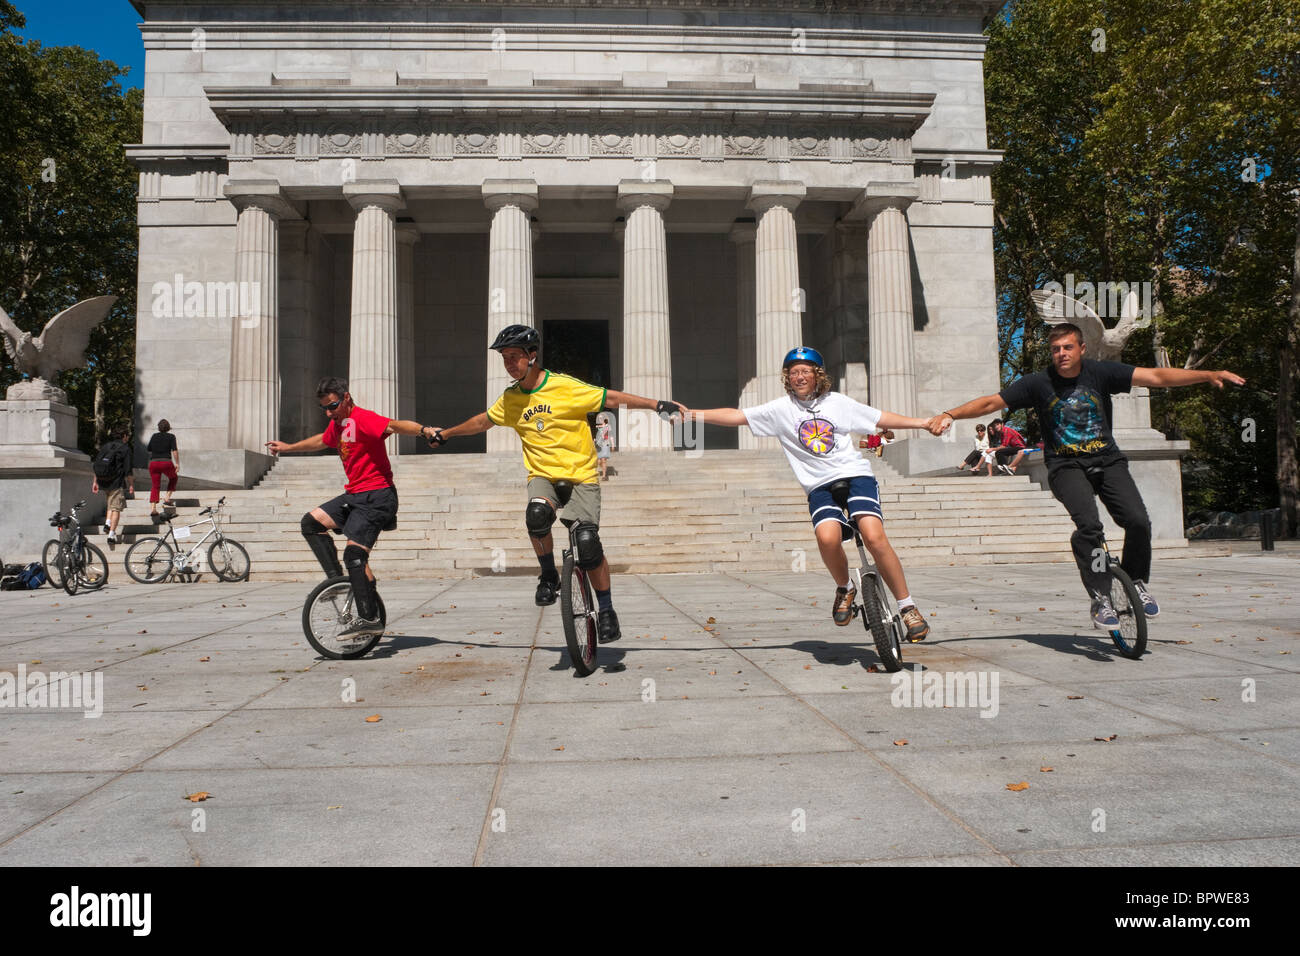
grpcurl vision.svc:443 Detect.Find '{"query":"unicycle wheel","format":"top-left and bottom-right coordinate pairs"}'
top-left (302, 576), bottom-right (387, 660)
top-left (560, 553), bottom-right (599, 676)
top-left (862, 574), bottom-right (904, 672)
top-left (1105, 564), bottom-right (1147, 659)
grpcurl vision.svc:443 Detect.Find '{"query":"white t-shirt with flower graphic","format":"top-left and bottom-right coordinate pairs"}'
top-left (742, 392), bottom-right (883, 494)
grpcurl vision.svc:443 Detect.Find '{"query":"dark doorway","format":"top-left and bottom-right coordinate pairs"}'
top-left (541, 320), bottom-right (611, 387)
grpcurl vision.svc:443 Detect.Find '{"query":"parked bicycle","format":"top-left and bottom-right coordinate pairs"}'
top-left (47, 501), bottom-right (109, 595)
top-left (124, 497), bottom-right (250, 583)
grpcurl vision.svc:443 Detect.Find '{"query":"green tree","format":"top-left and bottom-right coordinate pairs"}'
top-left (985, 0), bottom-right (1300, 534)
top-left (0, 0), bottom-right (142, 453)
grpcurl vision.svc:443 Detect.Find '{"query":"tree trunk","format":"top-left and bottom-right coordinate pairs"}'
top-left (94, 376), bottom-right (105, 448)
top-left (1278, 199), bottom-right (1300, 538)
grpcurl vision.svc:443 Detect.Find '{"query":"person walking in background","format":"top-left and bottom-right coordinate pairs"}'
top-left (91, 424), bottom-right (133, 546)
top-left (146, 419), bottom-right (180, 520)
top-left (595, 412), bottom-right (614, 481)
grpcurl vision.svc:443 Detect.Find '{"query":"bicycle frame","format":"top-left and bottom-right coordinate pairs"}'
top-left (161, 509), bottom-right (224, 571)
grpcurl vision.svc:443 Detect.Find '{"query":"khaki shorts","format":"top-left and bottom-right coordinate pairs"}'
top-left (105, 487), bottom-right (127, 512)
top-left (527, 476), bottom-right (601, 528)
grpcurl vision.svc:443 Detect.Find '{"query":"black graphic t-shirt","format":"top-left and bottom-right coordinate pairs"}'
top-left (999, 359), bottom-right (1135, 465)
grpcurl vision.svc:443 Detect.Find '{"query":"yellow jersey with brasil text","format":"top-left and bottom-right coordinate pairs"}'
top-left (487, 370), bottom-right (607, 483)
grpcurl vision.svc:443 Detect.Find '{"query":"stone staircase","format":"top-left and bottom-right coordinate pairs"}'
top-left (103, 450), bottom-right (1096, 581)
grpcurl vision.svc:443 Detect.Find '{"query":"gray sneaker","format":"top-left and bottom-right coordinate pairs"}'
top-left (337, 616), bottom-right (383, 640)
top-left (1090, 594), bottom-right (1120, 628)
top-left (1133, 580), bottom-right (1160, 617)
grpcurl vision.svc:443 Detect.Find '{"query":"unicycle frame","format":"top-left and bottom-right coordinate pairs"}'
top-left (552, 480), bottom-right (599, 677)
top-left (1099, 539), bottom-right (1147, 659)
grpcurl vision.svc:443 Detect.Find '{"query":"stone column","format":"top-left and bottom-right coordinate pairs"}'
top-left (748, 181), bottom-right (807, 449)
top-left (483, 180), bottom-right (538, 454)
top-left (396, 224), bottom-right (419, 455)
top-left (344, 181), bottom-right (404, 455)
top-left (729, 220), bottom-right (760, 449)
top-left (224, 180), bottom-right (300, 453)
top-left (616, 180), bottom-right (674, 450)
top-left (851, 186), bottom-right (919, 418)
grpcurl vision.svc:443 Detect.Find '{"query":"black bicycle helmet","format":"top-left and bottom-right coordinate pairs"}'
top-left (489, 324), bottom-right (540, 353)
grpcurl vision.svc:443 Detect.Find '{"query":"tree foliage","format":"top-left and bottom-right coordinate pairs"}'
top-left (985, 0), bottom-right (1300, 532)
top-left (0, 0), bottom-right (142, 452)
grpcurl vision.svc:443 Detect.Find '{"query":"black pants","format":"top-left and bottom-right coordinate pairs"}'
top-left (961, 450), bottom-right (986, 468)
top-left (1047, 456), bottom-right (1152, 596)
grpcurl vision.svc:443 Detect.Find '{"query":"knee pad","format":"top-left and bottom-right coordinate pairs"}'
top-left (301, 513), bottom-right (329, 536)
top-left (343, 543), bottom-right (369, 571)
top-left (526, 498), bottom-right (556, 540)
top-left (573, 521), bottom-right (604, 571)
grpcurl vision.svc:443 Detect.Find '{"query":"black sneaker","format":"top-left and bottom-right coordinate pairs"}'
top-left (535, 573), bottom-right (559, 607)
top-left (597, 608), bottom-right (621, 644)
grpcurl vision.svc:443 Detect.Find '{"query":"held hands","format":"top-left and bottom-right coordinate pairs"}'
top-left (422, 425), bottom-right (447, 447)
top-left (656, 400), bottom-right (688, 420)
top-left (923, 412), bottom-right (954, 437)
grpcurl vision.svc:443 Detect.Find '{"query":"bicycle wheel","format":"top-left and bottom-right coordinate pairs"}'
top-left (42, 538), bottom-right (63, 589)
top-left (560, 551), bottom-right (598, 676)
top-left (125, 537), bottom-right (173, 584)
top-left (862, 572), bottom-right (904, 672)
top-left (1106, 563), bottom-right (1148, 659)
top-left (80, 543), bottom-right (109, 590)
top-left (58, 545), bottom-right (78, 596)
top-left (301, 576), bottom-right (386, 660)
top-left (208, 538), bottom-right (250, 582)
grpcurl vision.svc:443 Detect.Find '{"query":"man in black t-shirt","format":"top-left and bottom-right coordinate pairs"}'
top-left (926, 323), bottom-right (1244, 629)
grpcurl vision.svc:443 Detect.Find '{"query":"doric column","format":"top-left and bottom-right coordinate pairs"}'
top-left (224, 180), bottom-right (300, 453)
top-left (729, 220), bottom-right (759, 449)
top-left (616, 180), bottom-right (674, 451)
top-left (850, 184), bottom-right (919, 417)
top-left (344, 182), bottom-right (404, 455)
top-left (748, 181), bottom-right (806, 448)
top-left (396, 223), bottom-right (419, 455)
top-left (482, 180), bottom-right (538, 454)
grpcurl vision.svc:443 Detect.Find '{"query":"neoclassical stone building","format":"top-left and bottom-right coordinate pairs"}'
top-left (128, 0), bottom-right (1006, 485)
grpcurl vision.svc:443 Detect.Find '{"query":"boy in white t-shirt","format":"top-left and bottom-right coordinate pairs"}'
top-left (690, 347), bottom-right (935, 641)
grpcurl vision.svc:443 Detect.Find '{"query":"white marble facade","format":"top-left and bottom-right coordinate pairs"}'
top-left (128, 0), bottom-right (1006, 484)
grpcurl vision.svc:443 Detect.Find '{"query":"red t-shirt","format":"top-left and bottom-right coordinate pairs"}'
top-left (321, 406), bottom-right (393, 493)
top-left (997, 425), bottom-right (1026, 449)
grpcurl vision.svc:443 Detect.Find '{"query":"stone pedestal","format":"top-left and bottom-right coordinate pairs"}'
top-left (0, 400), bottom-right (96, 560)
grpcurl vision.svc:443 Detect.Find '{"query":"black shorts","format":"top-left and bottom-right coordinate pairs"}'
top-left (319, 486), bottom-right (398, 550)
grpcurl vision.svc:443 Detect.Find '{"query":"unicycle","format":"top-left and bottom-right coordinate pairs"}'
top-left (828, 481), bottom-right (907, 672)
top-left (551, 480), bottom-right (599, 677)
top-left (301, 575), bottom-right (388, 660)
top-left (1099, 540), bottom-right (1147, 659)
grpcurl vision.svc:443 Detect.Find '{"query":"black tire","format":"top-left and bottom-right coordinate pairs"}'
top-left (80, 542), bottom-right (109, 590)
top-left (560, 552), bottom-right (599, 676)
top-left (208, 538), bottom-right (250, 581)
top-left (125, 536), bottom-right (173, 584)
top-left (301, 576), bottom-right (386, 660)
top-left (42, 538), bottom-right (63, 589)
top-left (58, 544), bottom-right (78, 596)
top-left (1106, 563), bottom-right (1148, 659)
top-left (862, 573), bottom-right (904, 672)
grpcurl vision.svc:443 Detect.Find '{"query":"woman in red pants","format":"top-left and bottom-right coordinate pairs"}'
top-left (146, 419), bottom-right (180, 520)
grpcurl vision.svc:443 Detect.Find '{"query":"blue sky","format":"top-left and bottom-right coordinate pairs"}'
top-left (15, 0), bottom-right (145, 87)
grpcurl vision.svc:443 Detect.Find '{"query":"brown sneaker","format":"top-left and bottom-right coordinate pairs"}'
top-left (833, 586), bottom-right (856, 626)
top-left (900, 605), bottom-right (930, 642)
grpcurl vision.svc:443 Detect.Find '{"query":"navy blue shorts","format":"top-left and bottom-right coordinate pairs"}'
top-left (807, 475), bottom-right (884, 541)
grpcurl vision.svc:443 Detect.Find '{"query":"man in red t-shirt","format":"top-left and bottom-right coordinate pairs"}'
top-left (987, 419), bottom-right (1027, 475)
top-left (266, 376), bottom-right (443, 638)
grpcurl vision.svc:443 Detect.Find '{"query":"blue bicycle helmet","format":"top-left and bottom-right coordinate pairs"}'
top-left (782, 346), bottom-right (825, 369)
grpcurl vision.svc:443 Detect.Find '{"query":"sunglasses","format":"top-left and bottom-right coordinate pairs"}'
top-left (320, 399), bottom-right (343, 412)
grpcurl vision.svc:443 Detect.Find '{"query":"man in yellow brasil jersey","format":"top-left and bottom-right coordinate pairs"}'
top-left (429, 325), bottom-right (684, 643)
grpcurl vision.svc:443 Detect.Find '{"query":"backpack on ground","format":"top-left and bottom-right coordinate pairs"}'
top-left (1, 562), bottom-right (45, 590)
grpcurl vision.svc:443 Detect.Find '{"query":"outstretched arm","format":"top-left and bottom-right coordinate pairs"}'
top-left (437, 412), bottom-right (494, 440)
top-left (876, 411), bottom-right (937, 432)
top-left (924, 394), bottom-right (1007, 435)
top-left (1131, 367), bottom-right (1245, 389)
top-left (605, 389), bottom-right (686, 415)
top-left (266, 433), bottom-right (328, 455)
top-left (690, 407), bottom-right (749, 428)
